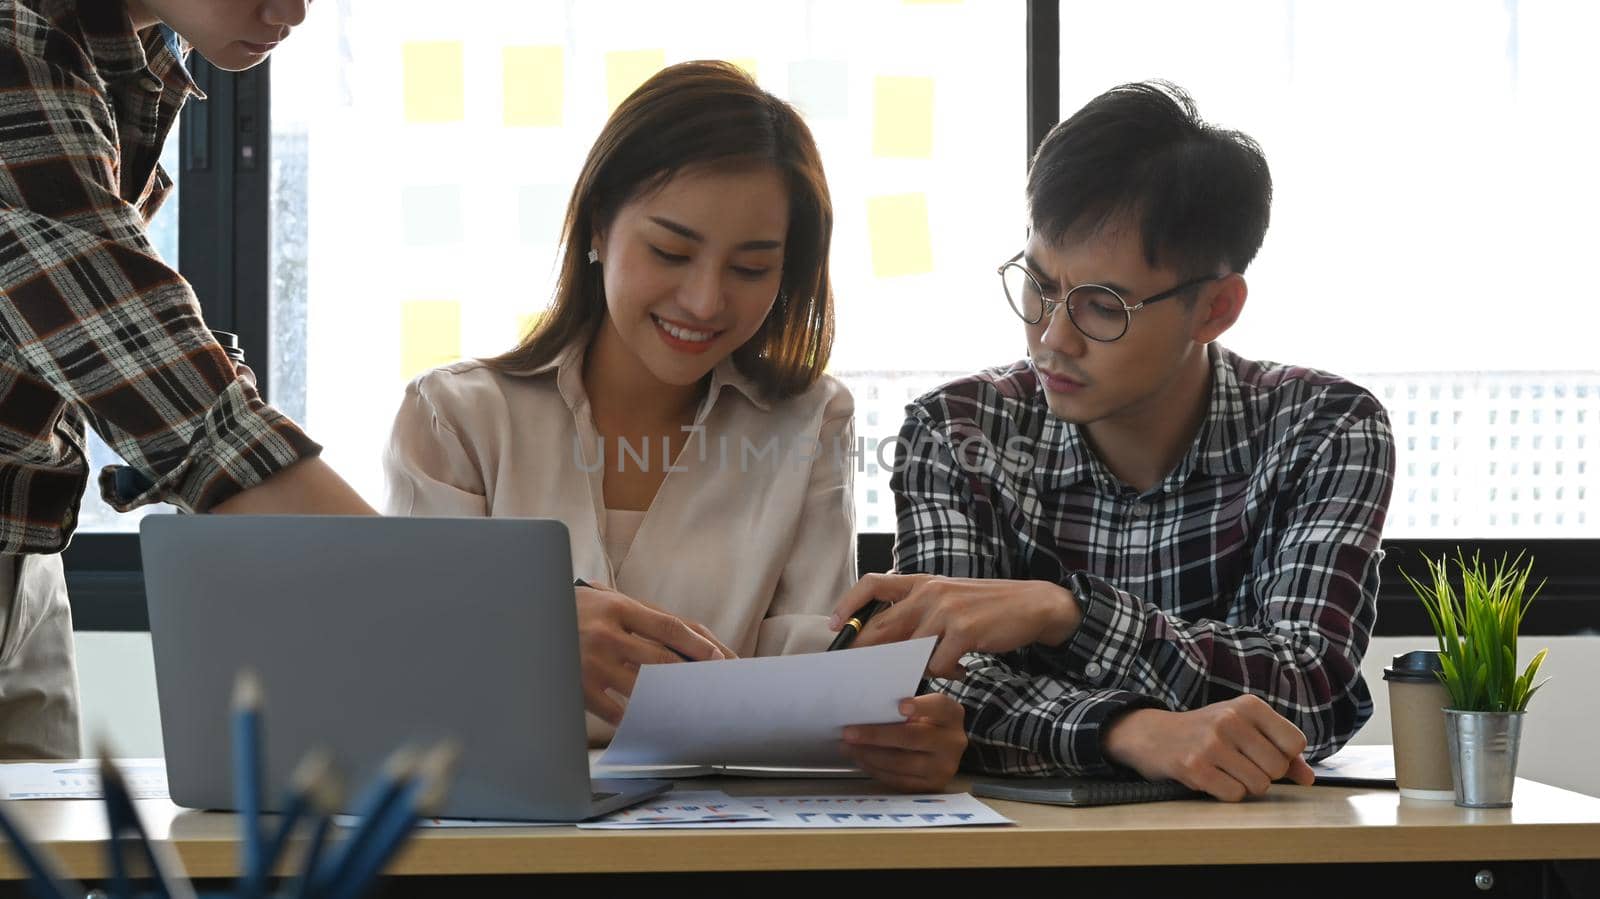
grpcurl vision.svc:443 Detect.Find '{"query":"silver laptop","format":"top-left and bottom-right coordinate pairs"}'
top-left (140, 515), bottom-right (668, 821)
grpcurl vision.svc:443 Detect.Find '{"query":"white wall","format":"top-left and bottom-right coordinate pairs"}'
top-left (76, 631), bottom-right (1600, 798)
top-left (75, 632), bottom-right (164, 758)
top-left (1354, 636), bottom-right (1598, 798)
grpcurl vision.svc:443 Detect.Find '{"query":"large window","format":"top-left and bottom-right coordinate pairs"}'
top-left (268, 0), bottom-right (1025, 532)
top-left (1053, 0), bottom-right (1600, 538)
top-left (268, 1), bottom-right (1600, 540)
top-left (62, 2), bottom-right (1600, 634)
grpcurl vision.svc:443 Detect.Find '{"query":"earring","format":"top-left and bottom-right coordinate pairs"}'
top-left (587, 249), bottom-right (600, 264)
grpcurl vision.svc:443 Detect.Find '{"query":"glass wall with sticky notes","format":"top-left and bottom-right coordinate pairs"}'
top-left (267, 0), bottom-right (1026, 529)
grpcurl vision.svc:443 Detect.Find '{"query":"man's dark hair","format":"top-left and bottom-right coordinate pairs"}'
top-left (1027, 81), bottom-right (1271, 276)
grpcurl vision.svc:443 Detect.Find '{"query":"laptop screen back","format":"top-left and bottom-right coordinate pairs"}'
top-left (141, 515), bottom-right (593, 820)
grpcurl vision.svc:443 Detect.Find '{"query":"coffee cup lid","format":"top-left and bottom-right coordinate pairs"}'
top-left (1383, 650), bottom-right (1443, 682)
top-left (208, 328), bottom-right (245, 362)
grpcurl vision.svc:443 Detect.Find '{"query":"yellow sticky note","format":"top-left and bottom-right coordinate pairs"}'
top-left (401, 300), bottom-right (462, 380)
top-left (606, 49), bottom-right (666, 111)
top-left (867, 193), bottom-right (933, 278)
top-left (873, 76), bottom-right (934, 158)
top-left (403, 41), bottom-right (465, 123)
top-left (504, 46), bottom-right (563, 127)
top-left (729, 57), bottom-right (758, 81)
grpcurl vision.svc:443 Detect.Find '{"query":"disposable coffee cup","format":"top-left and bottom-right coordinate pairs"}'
top-left (1384, 650), bottom-right (1456, 800)
top-left (210, 328), bottom-right (245, 364)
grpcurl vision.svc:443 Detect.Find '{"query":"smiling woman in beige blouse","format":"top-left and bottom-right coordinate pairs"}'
top-left (383, 61), bottom-right (966, 792)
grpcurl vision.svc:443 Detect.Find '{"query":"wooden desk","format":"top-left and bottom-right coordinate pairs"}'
top-left (4, 777), bottom-right (1598, 898)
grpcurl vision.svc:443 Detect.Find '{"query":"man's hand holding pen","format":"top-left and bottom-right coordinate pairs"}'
top-left (828, 572), bottom-right (1083, 678)
top-left (824, 599), bottom-right (892, 651)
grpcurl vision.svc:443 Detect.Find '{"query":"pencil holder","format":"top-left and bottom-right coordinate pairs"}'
top-left (0, 671), bottom-right (458, 899)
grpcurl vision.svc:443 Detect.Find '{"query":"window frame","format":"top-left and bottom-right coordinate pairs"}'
top-left (62, 3), bottom-right (1600, 634)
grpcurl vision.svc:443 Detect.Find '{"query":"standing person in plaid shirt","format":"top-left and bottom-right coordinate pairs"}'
top-left (0, 0), bottom-right (374, 759)
top-left (830, 82), bottom-right (1395, 801)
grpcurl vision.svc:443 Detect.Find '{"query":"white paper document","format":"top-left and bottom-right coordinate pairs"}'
top-left (1308, 744), bottom-right (1396, 786)
top-left (0, 759), bottom-right (168, 800)
top-left (597, 637), bottom-right (937, 769)
top-left (578, 790), bottom-right (1013, 830)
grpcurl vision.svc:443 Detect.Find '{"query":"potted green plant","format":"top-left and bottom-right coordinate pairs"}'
top-left (1401, 551), bottom-right (1549, 808)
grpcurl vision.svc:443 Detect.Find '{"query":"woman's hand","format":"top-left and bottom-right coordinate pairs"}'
top-left (575, 583), bottom-right (733, 724)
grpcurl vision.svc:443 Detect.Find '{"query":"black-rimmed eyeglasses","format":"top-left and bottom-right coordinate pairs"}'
top-left (998, 251), bottom-right (1218, 342)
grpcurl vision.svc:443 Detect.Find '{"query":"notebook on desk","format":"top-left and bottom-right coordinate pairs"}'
top-left (972, 777), bottom-right (1198, 807)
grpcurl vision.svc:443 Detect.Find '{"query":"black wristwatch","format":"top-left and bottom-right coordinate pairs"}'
top-left (1065, 570), bottom-right (1095, 606)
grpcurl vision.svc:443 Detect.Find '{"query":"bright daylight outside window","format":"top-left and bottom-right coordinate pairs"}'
top-left (1053, 0), bottom-right (1599, 538)
top-left (260, 0), bottom-right (1597, 539)
top-left (268, 0), bottom-right (1025, 535)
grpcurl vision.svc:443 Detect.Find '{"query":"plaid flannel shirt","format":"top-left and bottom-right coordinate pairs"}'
top-left (892, 343), bottom-right (1395, 777)
top-left (0, 0), bottom-right (320, 554)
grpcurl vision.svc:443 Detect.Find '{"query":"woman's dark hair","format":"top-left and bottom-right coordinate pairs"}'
top-left (486, 60), bottom-right (834, 400)
top-left (1027, 80), bottom-right (1271, 276)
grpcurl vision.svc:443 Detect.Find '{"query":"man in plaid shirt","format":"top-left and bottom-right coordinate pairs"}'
top-left (830, 82), bottom-right (1395, 801)
top-left (0, 0), bottom-right (374, 759)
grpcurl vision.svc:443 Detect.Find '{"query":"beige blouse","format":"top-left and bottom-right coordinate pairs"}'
top-left (383, 345), bottom-right (857, 739)
top-left (602, 508), bottom-right (647, 571)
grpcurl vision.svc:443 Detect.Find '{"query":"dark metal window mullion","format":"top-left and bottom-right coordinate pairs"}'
top-left (1026, 0), bottom-right (1060, 166)
top-left (179, 57), bottom-right (273, 393)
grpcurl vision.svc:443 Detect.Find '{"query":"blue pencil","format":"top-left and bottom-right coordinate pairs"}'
top-left (310, 747), bottom-right (420, 894)
top-left (100, 759), bottom-right (134, 899)
top-left (232, 671), bottom-right (265, 899)
top-left (246, 748), bottom-right (330, 896)
top-left (0, 799), bottom-right (75, 899)
top-left (290, 770), bottom-right (345, 899)
top-left (99, 754), bottom-right (182, 899)
top-left (323, 777), bottom-right (426, 899)
top-left (326, 742), bottom-right (460, 899)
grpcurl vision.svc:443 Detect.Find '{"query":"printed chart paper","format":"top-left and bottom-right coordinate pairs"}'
top-left (575, 791), bottom-right (770, 827)
top-left (0, 759), bottom-right (168, 800)
top-left (579, 791), bottom-right (1012, 830)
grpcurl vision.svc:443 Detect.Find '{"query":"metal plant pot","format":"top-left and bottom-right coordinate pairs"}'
top-left (1443, 709), bottom-right (1524, 808)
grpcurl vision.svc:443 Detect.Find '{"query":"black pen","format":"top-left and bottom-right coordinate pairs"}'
top-left (574, 578), bottom-right (697, 662)
top-left (827, 599), bottom-right (891, 651)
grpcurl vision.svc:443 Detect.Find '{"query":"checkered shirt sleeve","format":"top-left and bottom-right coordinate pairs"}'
top-left (892, 360), bottom-right (1394, 776)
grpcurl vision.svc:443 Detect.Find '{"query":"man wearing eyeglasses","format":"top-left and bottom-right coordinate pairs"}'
top-left (829, 82), bottom-right (1395, 802)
